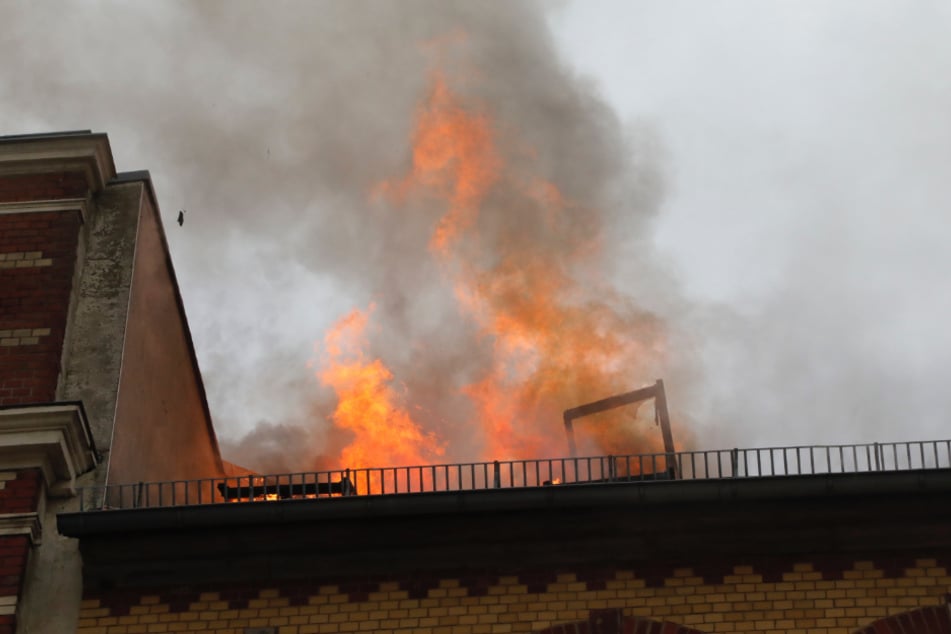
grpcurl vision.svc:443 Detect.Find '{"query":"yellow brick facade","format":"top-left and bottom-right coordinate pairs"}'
top-left (76, 558), bottom-right (951, 634)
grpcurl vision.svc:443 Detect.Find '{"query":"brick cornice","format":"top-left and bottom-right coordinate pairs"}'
top-left (0, 404), bottom-right (99, 497)
top-left (0, 133), bottom-right (115, 193)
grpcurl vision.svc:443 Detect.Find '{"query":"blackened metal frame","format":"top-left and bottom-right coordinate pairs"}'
top-left (563, 379), bottom-right (678, 478)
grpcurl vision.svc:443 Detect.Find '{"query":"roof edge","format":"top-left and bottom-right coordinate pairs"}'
top-left (0, 132), bottom-right (116, 192)
top-left (57, 468), bottom-right (951, 537)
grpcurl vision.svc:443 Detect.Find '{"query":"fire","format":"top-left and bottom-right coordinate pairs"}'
top-left (376, 72), bottom-right (501, 257)
top-left (318, 306), bottom-right (444, 469)
top-left (318, 48), bottom-right (668, 468)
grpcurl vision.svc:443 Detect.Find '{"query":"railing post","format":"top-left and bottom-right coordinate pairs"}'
top-left (608, 455), bottom-right (616, 481)
top-left (873, 442), bottom-right (881, 471)
top-left (731, 449), bottom-right (739, 477)
top-left (493, 461), bottom-right (501, 488)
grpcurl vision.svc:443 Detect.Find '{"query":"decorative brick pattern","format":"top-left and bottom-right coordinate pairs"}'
top-left (0, 328), bottom-right (52, 347)
top-left (0, 211), bottom-right (81, 405)
top-left (77, 558), bottom-right (951, 634)
top-left (0, 251), bottom-right (53, 269)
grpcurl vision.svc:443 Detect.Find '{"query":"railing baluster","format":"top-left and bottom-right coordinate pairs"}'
top-left (73, 437), bottom-right (951, 513)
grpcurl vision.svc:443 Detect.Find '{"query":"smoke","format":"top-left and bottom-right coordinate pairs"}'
top-left (0, 1), bottom-right (685, 471)
top-left (554, 0), bottom-right (951, 449)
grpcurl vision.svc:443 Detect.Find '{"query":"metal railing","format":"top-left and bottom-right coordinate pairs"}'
top-left (78, 439), bottom-right (951, 512)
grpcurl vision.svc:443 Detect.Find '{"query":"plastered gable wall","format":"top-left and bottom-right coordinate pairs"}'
top-left (107, 187), bottom-right (223, 485)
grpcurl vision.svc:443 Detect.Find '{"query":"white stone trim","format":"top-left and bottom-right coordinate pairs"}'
top-left (0, 512), bottom-right (41, 544)
top-left (0, 404), bottom-right (98, 497)
top-left (0, 134), bottom-right (115, 192)
top-left (0, 197), bottom-right (89, 223)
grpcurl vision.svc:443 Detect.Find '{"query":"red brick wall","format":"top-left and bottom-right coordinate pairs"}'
top-left (0, 210), bottom-right (81, 405)
top-left (0, 171), bottom-right (87, 204)
top-left (0, 470), bottom-right (41, 515)
top-left (0, 535), bottom-right (30, 634)
top-left (0, 469), bottom-right (43, 634)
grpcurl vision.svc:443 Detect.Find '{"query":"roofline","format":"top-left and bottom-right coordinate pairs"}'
top-left (57, 468), bottom-right (951, 537)
top-left (0, 131), bottom-right (115, 191)
top-left (0, 130), bottom-right (93, 141)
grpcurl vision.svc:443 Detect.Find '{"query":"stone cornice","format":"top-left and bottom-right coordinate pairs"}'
top-left (0, 133), bottom-right (115, 193)
top-left (0, 198), bottom-right (89, 223)
top-left (0, 403), bottom-right (99, 497)
top-left (0, 512), bottom-right (42, 544)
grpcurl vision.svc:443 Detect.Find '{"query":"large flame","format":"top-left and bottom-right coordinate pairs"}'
top-left (318, 61), bottom-right (667, 468)
top-left (319, 306), bottom-right (444, 469)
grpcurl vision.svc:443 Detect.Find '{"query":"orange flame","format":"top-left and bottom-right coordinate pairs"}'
top-left (320, 54), bottom-right (668, 468)
top-left (318, 306), bottom-right (444, 469)
top-left (378, 72), bottom-right (502, 256)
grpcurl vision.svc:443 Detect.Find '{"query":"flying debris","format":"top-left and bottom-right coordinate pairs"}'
top-left (177, 210), bottom-right (186, 226)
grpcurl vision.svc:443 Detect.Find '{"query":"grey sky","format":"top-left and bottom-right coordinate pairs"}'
top-left (553, 1), bottom-right (951, 446)
top-left (1, 1), bottom-right (948, 469)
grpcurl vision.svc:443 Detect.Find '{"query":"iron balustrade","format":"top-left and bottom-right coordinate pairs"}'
top-left (77, 439), bottom-right (951, 512)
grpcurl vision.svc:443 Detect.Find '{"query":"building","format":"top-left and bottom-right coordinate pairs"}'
top-left (0, 131), bottom-right (224, 633)
top-left (1, 132), bottom-right (950, 634)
